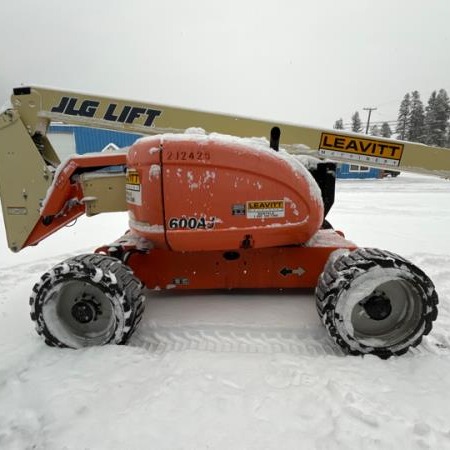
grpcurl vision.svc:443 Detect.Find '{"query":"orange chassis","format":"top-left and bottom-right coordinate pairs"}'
top-left (97, 230), bottom-right (356, 291)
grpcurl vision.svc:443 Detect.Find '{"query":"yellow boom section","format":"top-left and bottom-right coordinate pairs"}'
top-left (10, 86), bottom-right (450, 177)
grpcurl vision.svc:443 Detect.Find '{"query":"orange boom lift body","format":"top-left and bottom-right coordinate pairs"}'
top-left (32, 134), bottom-right (354, 291)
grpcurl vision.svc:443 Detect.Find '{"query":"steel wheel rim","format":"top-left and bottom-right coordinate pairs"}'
top-left (350, 278), bottom-right (423, 347)
top-left (43, 280), bottom-right (116, 347)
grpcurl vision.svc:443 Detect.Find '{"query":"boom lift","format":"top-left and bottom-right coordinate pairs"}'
top-left (1, 86), bottom-right (449, 357)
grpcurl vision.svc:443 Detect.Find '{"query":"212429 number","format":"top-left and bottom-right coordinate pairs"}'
top-left (166, 151), bottom-right (211, 161)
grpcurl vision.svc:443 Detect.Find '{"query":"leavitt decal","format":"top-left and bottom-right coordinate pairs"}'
top-left (319, 133), bottom-right (404, 166)
top-left (246, 200), bottom-right (285, 219)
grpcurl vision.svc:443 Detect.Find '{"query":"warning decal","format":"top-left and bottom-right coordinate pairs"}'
top-left (246, 200), bottom-right (285, 219)
top-left (319, 133), bottom-right (404, 167)
top-left (126, 169), bottom-right (142, 205)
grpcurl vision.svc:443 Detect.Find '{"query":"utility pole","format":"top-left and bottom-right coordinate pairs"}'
top-left (363, 107), bottom-right (377, 134)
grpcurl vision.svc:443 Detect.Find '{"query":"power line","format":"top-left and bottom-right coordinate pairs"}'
top-left (342, 120), bottom-right (398, 126)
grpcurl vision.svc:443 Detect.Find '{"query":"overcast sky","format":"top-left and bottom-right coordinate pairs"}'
top-left (1, 0), bottom-right (450, 129)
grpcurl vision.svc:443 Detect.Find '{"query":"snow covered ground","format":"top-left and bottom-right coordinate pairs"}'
top-left (1, 173), bottom-right (450, 450)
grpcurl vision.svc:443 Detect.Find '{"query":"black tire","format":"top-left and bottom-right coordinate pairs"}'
top-left (30, 254), bottom-right (145, 348)
top-left (316, 248), bottom-right (438, 358)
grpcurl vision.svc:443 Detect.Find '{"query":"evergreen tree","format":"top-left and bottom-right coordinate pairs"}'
top-left (396, 93), bottom-right (410, 140)
top-left (434, 89), bottom-right (450, 146)
top-left (351, 111), bottom-right (362, 133)
top-left (407, 90), bottom-right (425, 143)
top-left (333, 118), bottom-right (344, 130)
top-left (370, 124), bottom-right (380, 136)
top-left (424, 89), bottom-right (449, 146)
top-left (380, 122), bottom-right (392, 138)
top-left (424, 91), bottom-right (438, 145)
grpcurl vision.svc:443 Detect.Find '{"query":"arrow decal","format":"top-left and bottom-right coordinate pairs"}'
top-left (280, 267), bottom-right (305, 277)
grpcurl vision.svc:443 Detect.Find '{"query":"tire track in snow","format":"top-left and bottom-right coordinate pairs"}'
top-left (129, 324), bottom-right (450, 357)
top-left (130, 325), bottom-right (346, 356)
